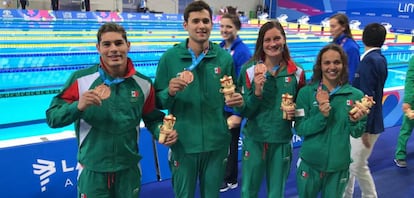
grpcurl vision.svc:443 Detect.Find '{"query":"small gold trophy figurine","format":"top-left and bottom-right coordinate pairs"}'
top-left (349, 95), bottom-right (375, 119)
top-left (219, 75), bottom-right (236, 101)
top-left (281, 93), bottom-right (295, 120)
top-left (159, 114), bottom-right (176, 144)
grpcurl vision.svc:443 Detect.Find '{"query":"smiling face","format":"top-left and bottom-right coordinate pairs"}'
top-left (321, 49), bottom-right (343, 85)
top-left (96, 31), bottom-right (130, 75)
top-left (184, 9), bottom-right (212, 49)
top-left (220, 17), bottom-right (238, 43)
top-left (262, 27), bottom-right (285, 58)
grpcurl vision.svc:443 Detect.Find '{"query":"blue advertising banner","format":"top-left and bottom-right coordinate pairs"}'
top-left (0, 138), bottom-right (78, 198)
top-left (276, 0), bottom-right (414, 34)
top-left (0, 128), bottom-right (159, 198)
top-left (0, 8), bottom-right (248, 25)
top-left (0, 9), bottom-right (184, 22)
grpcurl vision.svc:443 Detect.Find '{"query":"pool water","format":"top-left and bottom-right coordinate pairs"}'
top-left (0, 20), bottom-right (413, 140)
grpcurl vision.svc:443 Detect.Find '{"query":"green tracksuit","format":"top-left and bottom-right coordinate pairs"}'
top-left (237, 60), bottom-right (306, 198)
top-left (154, 39), bottom-right (235, 198)
top-left (294, 82), bottom-right (366, 198)
top-left (46, 59), bottom-right (164, 198)
top-left (395, 56), bottom-right (414, 161)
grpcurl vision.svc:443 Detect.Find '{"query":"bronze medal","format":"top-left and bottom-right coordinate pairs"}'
top-left (180, 70), bottom-right (194, 84)
top-left (95, 84), bottom-right (111, 100)
top-left (254, 63), bottom-right (267, 76)
top-left (316, 89), bottom-right (329, 103)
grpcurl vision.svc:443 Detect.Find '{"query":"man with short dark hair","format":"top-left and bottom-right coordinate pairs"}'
top-left (46, 22), bottom-right (177, 198)
top-left (344, 22), bottom-right (388, 198)
top-left (154, 1), bottom-right (244, 197)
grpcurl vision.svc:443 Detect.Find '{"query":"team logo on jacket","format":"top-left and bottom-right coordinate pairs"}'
top-left (301, 171), bottom-right (308, 178)
top-left (285, 77), bottom-right (291, 83)
top-left (131, 90), bottom-right (139, 102)
top-left (243, 151), bottom-right (250, 160)
top-left (131, 90), bottom-right (139, 97)
top-left (214, 67), bottom-right (221, 74)
top-left (346, 99), bottom-right (353, 106)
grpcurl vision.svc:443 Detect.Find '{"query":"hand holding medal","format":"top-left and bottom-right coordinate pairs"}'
top-left (94, 84), bottom-right (111, 100)
top-left (316, 89), bottom-right (329, 104)
top-left (254, 63), bottom-right (267, 77)
top-left (179, 70), bottom-right (194, 84)
top-left (316, 88), bottom-right (331, 117)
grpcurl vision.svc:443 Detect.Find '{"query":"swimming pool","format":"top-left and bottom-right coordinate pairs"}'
top-left (1, 29), bottom-right (411, 134)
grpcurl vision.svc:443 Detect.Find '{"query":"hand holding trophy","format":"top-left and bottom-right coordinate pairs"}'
top-left (281, 93), bottom-right (295, 120)
top-left (159, 114), bottom-right (176, 144)
top-left (349, 95), bottom-right (375, 120)
top-left (219, 75), bottom-right (236, 101)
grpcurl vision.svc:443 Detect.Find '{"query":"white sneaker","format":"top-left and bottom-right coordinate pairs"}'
top-left (219, 183), bottom-right (230, 192)
top-left (228, 182), bottom-right (238, 189)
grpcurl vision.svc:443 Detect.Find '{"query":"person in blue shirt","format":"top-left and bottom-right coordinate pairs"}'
top-left (218, 13), bottom-right (252, 192)
top-left (329, 13), bottom-right (360, 83)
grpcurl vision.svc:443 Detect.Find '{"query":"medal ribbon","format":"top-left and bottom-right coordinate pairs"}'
top-left (224, 42), bottom-right (234, 53)
top-left (99, 67), bottom-right (125, 86)
top-left (185, 48), bottom-right (207, 71)
top-left (318, 81), bottom-right (340, 96)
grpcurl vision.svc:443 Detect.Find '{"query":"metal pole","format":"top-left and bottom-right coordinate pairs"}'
top-left (269, 0), bottom-right (272, 19)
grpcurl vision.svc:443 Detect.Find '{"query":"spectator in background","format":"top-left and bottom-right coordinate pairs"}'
top-left (394, 56), bottom-right (414, 168)
top-left (237, 20), bottom-right (306, 198)
top-left (225, 6), bottom-right (237, 15)
top-left (329, 13), bottom-right (360, 83)
top-left (294, 43), bottom-right (368, 197)
top-left (19, 0), bottom-right (28, 9)
top-left (218, 13), bottom-right (252, 193)
top-left (344, 22), bottom-right (388, 198)
top-left (137, 0), bottom-right (148, 13)
top-left (154, 1), bottom-right (244, 197)
top-left (51, 0), bottom-right (58, 10)
top-left (46, 22), bottom-right (177, 198)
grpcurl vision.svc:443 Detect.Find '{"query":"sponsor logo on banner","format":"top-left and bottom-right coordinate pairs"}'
top-left (33, 159), bottom-right (56, 192)
top-left (398, 3), bottom-right (414, 13)
top-left (154, 14), bottom-right (163, 20)
top-left (32, 159), bottom-right (79, 193)
top-left (76, 12), bottom-right (88, 19)
top-left (127, 13), bottom-right (135, 19)
top-left (62, 12), bottom-right (72, 19)
top-left (166, 15), bottom-right (178, 20)
top-left (2, 10), bottom-right (13, 18)
top-left (140, 15), bottom-right (150, 19)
